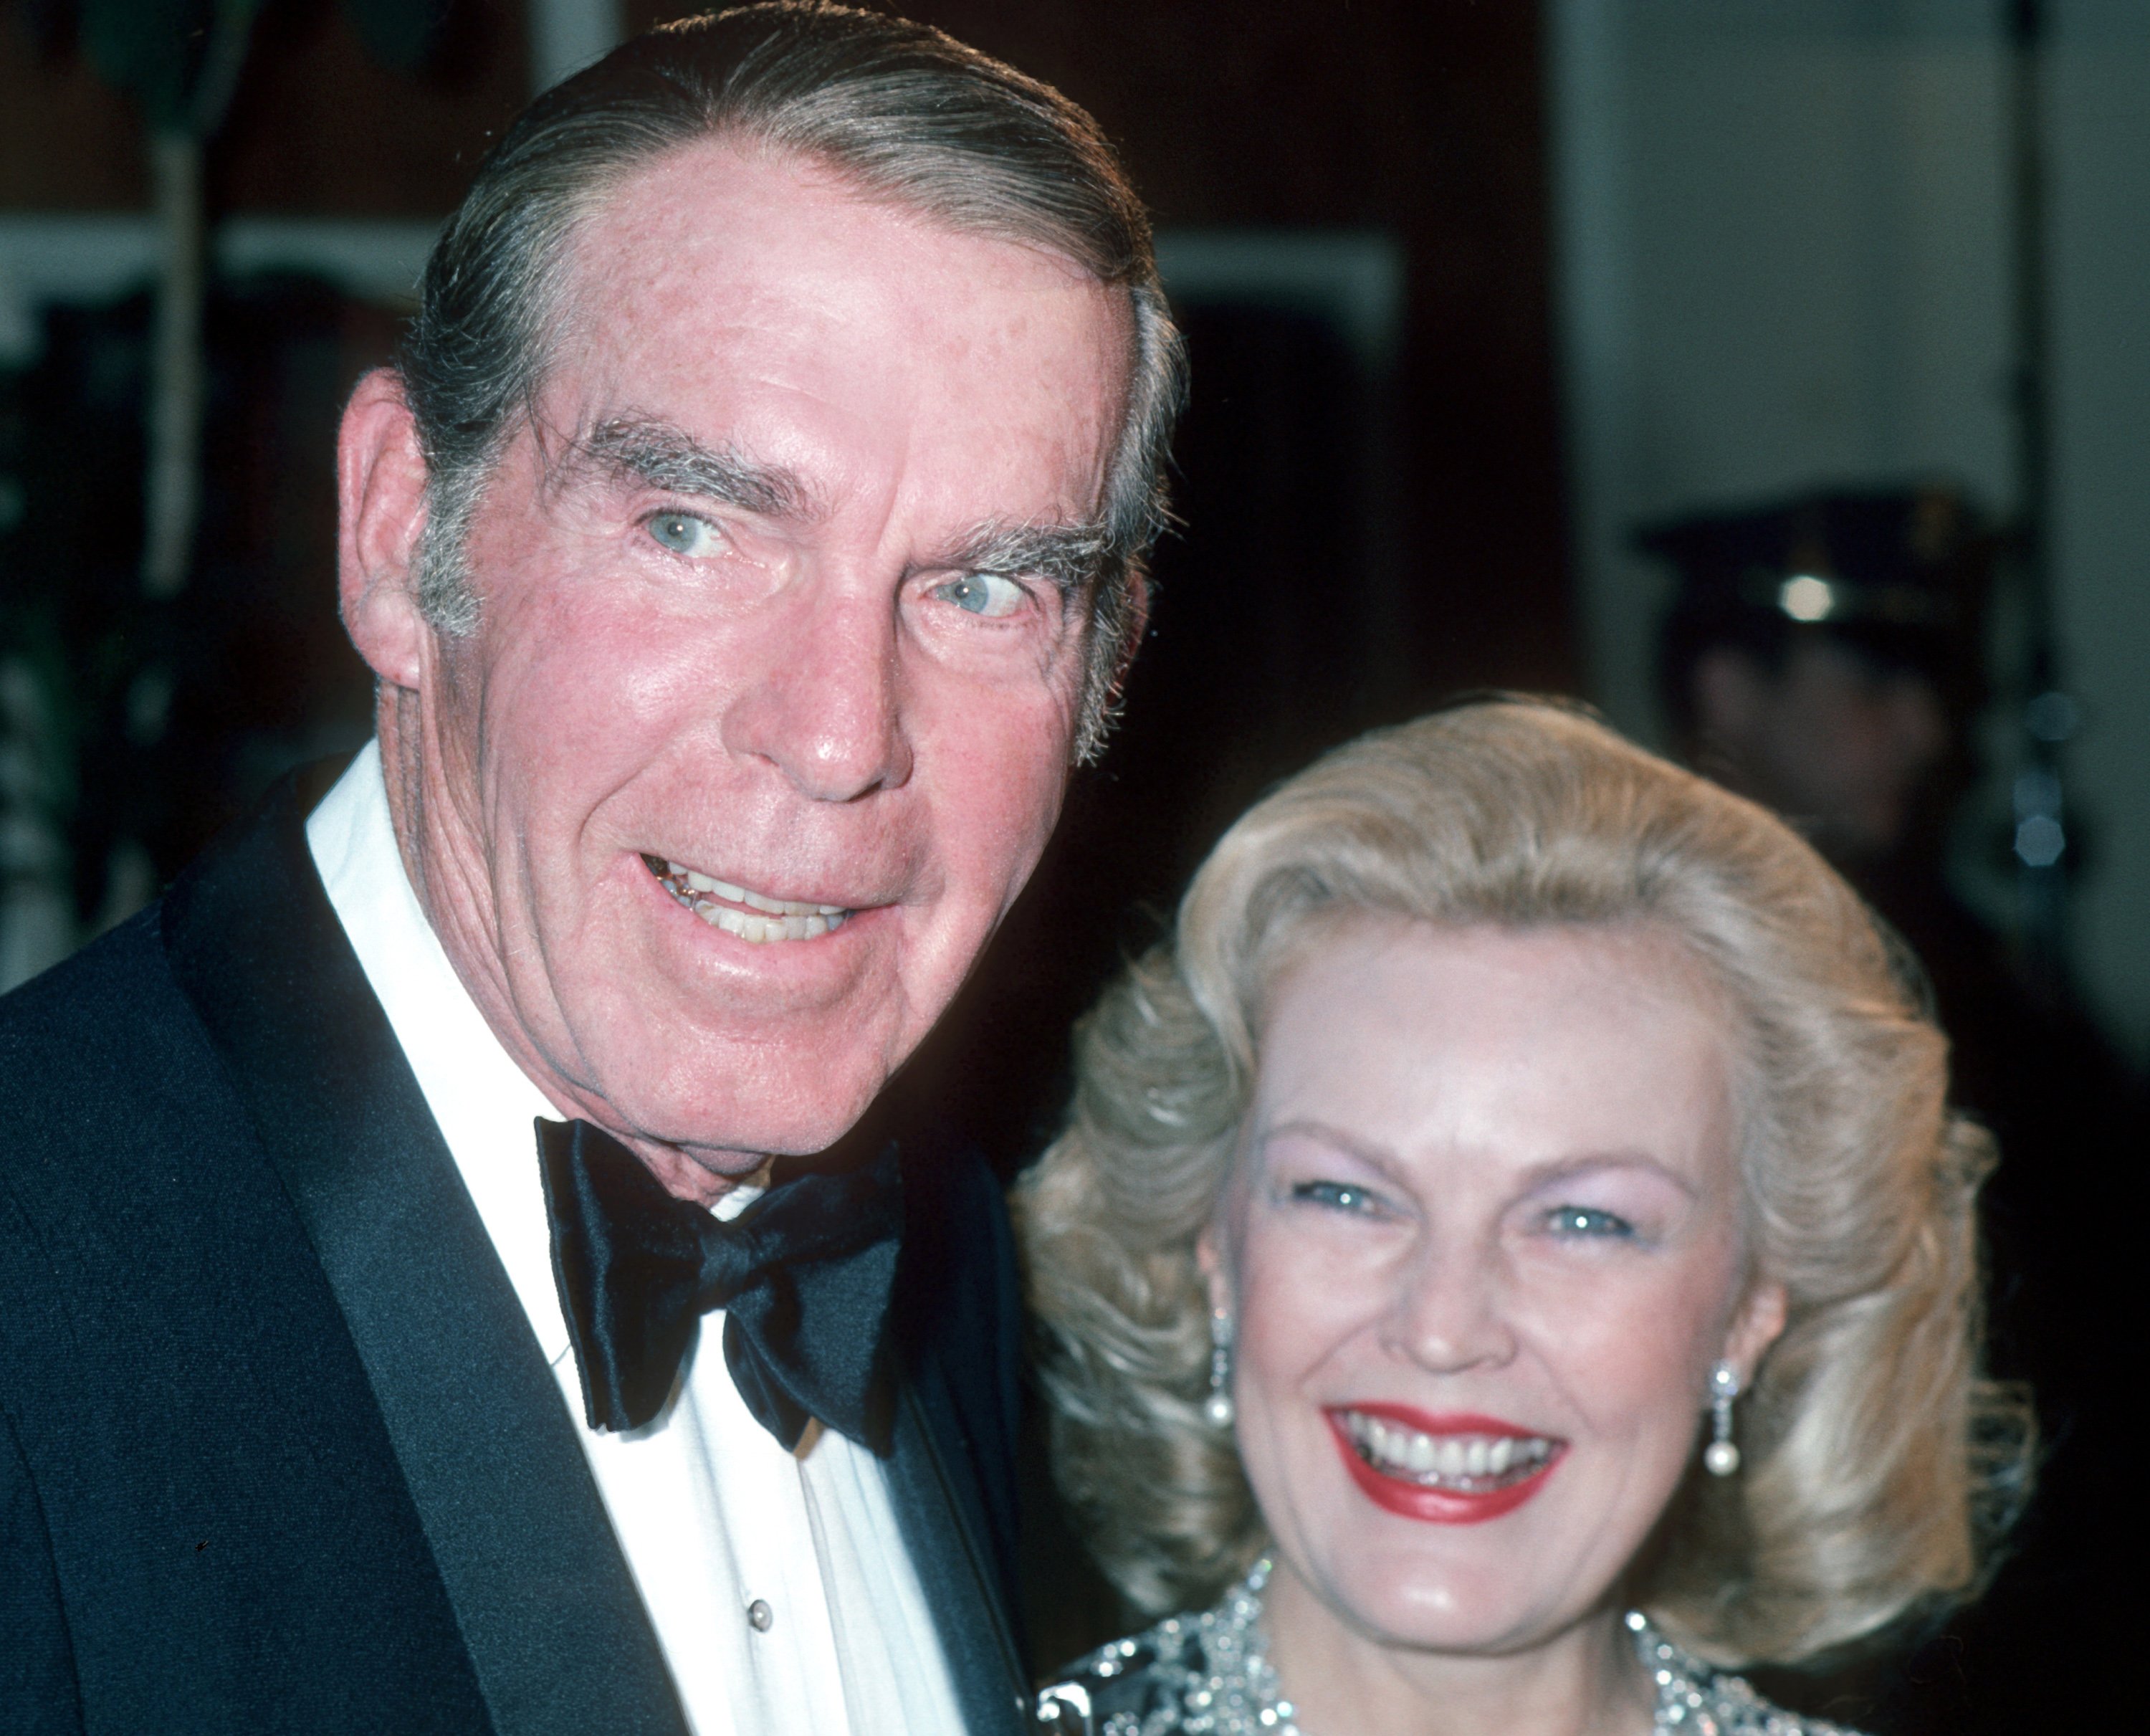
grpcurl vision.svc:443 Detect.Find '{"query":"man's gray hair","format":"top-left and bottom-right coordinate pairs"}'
top-left (399, 1), bottom-right (1185, 760)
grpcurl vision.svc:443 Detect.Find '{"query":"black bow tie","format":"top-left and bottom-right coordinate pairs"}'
top-left (536, 1118), bottom-right (903, 1452)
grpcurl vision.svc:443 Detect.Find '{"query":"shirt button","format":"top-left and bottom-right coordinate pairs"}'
top-left (747, 1598), bottom-right (775, 1633)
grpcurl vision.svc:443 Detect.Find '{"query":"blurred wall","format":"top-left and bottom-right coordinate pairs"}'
top-left (1549, 0), bottom-right (2150, 1064)
top-left (0, 1), bottom-right (532, 213)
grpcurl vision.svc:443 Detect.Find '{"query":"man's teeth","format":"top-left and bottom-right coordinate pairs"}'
top-left (1340, 1411), bottom-right (1559, 1488)
top-left (654, 858), bottom-right (849, 944)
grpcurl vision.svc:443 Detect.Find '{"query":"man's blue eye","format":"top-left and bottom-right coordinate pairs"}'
top-left (931, 572), bottom-right (1024, 618)
top-left (648, 512), bottom-right (722, 556)
top-left (1291, 1180), bottom-right (1379, 1216)
top-left (1547, 1206), bottom-right (1633, 1239)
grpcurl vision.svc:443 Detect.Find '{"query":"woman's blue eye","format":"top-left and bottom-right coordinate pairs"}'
top-left (1291, 1180), bottom-right (1380, 1216)
top-left (1546, 1206), bottom-right (1634, 1239)
top-left (648, 512), bottom-right (723, 556)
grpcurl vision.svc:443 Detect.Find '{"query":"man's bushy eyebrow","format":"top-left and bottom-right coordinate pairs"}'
top-left (558, 419), bottom-right (1110, 588)
top-left (565, 416), bottom-right (821, 520)
top-left (944, 520), bottom-right (1113, 593)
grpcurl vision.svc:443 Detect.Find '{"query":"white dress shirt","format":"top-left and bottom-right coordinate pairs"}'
top-left (306, 742), bottom-right (964, 1736)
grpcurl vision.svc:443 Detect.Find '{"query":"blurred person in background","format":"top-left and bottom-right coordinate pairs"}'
top-left (1021, 700), bottom-right (2027, 1736)
top-left (1645, 489), bottom-right (2137, 1731)
top-left (1645, 486), bottom-right (2140, 1163)
top-left (1649, 489), bottom-right (1975, 875)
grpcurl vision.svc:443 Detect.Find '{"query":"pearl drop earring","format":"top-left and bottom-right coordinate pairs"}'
top-left (1203, 1308), bottom-right (1235, 1429)
top-left (1704, 1360), bottom-right (1742, 1477)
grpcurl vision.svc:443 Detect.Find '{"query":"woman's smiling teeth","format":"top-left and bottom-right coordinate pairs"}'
top-left (1338, 1411), bottom-right (1561, 1489)
top-left (644, 855), bottom-right (850, 943)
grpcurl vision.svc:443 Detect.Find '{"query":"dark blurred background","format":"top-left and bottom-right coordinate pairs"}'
top-left (1, 2), bottom-right (2141, 1730)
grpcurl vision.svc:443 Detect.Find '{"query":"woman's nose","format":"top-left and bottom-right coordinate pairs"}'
top-left (1377, 1245), bottom-right (1519, 1375)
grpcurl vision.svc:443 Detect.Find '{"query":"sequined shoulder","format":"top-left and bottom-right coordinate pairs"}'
top-left (1034, 1573), bottom-right (1289, 1736)
top-left (1627, 1612), bottom-right (1871, 1736)
top-left (1032, 1588), bottom-right (1871, 1736)
top-left (1032, 1623), bottom-right (1177, 1735)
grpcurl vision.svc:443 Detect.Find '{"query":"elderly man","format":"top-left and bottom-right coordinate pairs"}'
top-left (0, 9), bottom-right (1182, 1735)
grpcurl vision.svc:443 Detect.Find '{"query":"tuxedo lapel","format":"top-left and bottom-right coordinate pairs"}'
top-left (887, 1375), bottom-right (1033, 1736)
top-left (884, 1129), bottom-right (1035, 1736)
top-left (161, 775), bottom-right (688, 1736)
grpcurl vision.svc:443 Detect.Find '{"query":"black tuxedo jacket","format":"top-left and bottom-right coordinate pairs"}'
top-left (0, 776), bottom-right (1031, 1735)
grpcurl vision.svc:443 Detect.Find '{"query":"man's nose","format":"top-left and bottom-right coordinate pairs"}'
top-left (1377, 1243), bottom-right (1518, 1375)
top-left (721, 583), bottom-right (914, 801)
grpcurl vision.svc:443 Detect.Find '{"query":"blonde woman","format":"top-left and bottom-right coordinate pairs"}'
top-left (1020, 700), bottom-right (2027, 1736)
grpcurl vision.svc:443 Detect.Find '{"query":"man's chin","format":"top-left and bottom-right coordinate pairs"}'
top-left (540, 950), bottom-right (935, 1163)
top-left (581, 1058), bottom-right (892, 1168)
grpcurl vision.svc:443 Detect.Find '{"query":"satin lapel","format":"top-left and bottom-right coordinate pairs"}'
top-left (161, 776), bottom-right (688, 1736)
top-left (883, 1130), bottom-right (1033, 1736)
top-left (886, 1375), bottom-right (1033, 1736)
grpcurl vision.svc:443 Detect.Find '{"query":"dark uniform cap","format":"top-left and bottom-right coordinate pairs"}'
top-left (1642, 486), bottom-right (1994, 727)
top-left (1637, 486), bottom-right (1987, 633)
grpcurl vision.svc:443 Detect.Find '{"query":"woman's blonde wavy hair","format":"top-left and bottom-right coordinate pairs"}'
top-left (1015, 697), bottom-right (2031, 1668)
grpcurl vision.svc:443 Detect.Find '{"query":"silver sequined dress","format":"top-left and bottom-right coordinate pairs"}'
top-left (1035, 1560), bottom-right (1866, 1736)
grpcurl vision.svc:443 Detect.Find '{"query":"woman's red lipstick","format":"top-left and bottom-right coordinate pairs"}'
top-left (1327, 1404), bottom-right (1564, 1525)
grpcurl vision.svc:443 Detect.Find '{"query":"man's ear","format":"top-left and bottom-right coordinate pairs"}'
top-left (1077, 569), bottom-right (1150, 755)
top-left (1114, 568), bottom-right (1151, 687)
top-left (337, 368), bottom-right (434, 690)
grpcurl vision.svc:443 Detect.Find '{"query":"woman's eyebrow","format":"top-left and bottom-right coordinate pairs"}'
top-left (1514, 1150), bottom-right (1701, 1199)
top-left (1261, 1123), bottom-right (1701, 1201)
top-left (1257, 1117), bottom-right (1403, 1178)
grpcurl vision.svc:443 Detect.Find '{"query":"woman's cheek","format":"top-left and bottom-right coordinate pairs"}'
top-left (1237, 1223), bottom-right (1386, 1386)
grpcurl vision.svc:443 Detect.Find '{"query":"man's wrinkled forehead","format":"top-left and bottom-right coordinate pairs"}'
top-left (539, 135), bottom-right (1134, 414)
top-left (512, 141), bottom-right (1127, 545)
